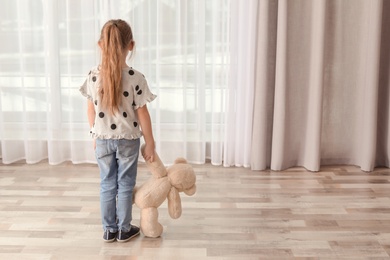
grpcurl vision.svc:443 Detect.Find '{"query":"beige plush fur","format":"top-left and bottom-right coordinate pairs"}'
top-left (134, 145), bottom-right (197, 238)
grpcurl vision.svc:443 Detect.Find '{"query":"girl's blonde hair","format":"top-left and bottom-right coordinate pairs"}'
top-left (98, 19), bottom-right (133, 114)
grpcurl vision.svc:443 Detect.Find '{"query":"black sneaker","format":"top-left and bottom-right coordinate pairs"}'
top-left (103, 230), bottom-right (118, 243)
top-left (117, 225), bottom-right (140, 243)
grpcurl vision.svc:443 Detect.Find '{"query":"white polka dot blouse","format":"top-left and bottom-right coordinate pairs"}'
top-left (80, 66), bottom-right (156, 140)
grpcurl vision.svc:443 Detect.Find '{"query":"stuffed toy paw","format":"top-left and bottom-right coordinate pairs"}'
top-left (134, 145), bottom-right (197, 238)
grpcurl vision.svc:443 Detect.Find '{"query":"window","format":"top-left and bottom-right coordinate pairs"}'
top-left (0, 0), bottom-right (230, 164)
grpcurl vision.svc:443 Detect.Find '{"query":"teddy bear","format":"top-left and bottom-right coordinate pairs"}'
top-left (133, 144), bottom-right (197, 238)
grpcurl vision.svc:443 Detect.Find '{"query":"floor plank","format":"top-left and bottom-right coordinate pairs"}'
top-left (0, 161), bottom-right (390, 259)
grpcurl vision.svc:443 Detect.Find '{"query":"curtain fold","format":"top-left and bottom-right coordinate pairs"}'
top-left (250, 0), bottom-right (278, 170)
top-left (357, 0), bottom-right (383, 170)
top-left (376, 0), bottom-right (390, 168)
top-left (224, 0), bottom-right (258, 167)
top-left (271, 0), bottom-right (328, 171)
top-left (245, 0), bottom-right (390, 171)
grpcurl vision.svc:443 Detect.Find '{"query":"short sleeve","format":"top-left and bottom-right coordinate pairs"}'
top-left (133, 76), bottom-right (156, 109)
top-left (79, 73), bottom-right (93, 101)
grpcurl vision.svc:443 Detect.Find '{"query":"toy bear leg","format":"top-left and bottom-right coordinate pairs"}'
top-left (140, 207), bottom-right (163, 238)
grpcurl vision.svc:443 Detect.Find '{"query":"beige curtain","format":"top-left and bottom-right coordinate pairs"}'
top-left (250, 0), bottom-right (390, 171)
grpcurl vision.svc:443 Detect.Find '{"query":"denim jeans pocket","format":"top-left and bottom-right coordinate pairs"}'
top-left (117, 139), bottom-right (140, 159)
top-left (95, 139), bottom-right (111, 159)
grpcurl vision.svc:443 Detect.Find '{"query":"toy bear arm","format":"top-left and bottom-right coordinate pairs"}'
top-left (167, 187), bottom-right (182, 219)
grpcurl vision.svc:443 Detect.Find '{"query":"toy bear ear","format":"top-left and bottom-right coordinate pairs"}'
top-left (184, 184), bottom-right (196, 196)
top-left (174, 157), bottom-right (187, 164)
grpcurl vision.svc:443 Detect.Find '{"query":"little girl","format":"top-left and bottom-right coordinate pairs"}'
top-left (80, 19), bottom-right (156, 242)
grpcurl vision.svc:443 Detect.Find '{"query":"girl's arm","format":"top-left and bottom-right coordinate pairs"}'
top-left (87, 100), bottom-right (96, 149)
top-left (137, 105), bottom-right (155, 162)
top-left (87, 100), bottom-right (95, 128)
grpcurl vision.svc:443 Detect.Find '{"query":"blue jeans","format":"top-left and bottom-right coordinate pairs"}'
top-left (95, 138), bottom-right (140, 233)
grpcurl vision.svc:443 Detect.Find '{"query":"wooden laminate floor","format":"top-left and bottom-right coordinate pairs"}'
top-left (1, 161), bottom-right (390, 259)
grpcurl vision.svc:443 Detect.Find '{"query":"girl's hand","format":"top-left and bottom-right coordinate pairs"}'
top-left (142, 143), bottom-right (155, 162)
top-left (93, 139), bottom-right (96, 150)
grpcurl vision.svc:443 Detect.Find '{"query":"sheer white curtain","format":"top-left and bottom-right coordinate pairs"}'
top-left (0, 0), bottom-right (229, 165)
top-left (224, 0), bottom-right (258, 168)
top-left (225, 0), bottom-right (390, 172)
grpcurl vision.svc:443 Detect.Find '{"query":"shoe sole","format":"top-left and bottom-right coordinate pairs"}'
top-left (103, 237), bottom-right (116, 243)
top-left (117, 231), bottom-right (140, 243)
